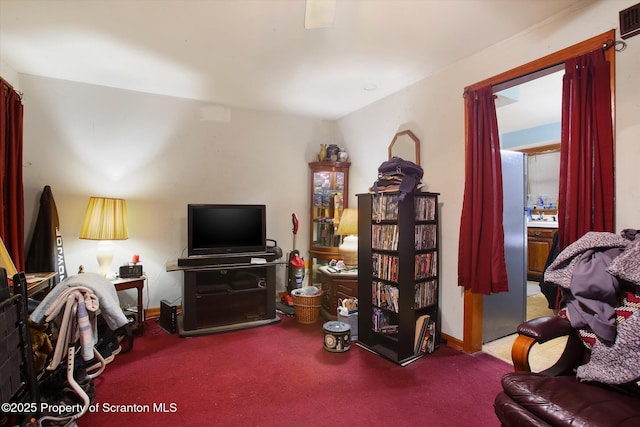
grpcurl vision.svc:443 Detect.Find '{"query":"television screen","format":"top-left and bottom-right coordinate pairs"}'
top-left (188, 204), bottom-right (266, 256)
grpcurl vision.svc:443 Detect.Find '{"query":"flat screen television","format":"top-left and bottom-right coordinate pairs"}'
top-left (187, 204), bottom-right (266, 256)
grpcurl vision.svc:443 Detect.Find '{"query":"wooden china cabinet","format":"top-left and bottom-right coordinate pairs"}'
top-left (308, 161), bottom-right (350, 287)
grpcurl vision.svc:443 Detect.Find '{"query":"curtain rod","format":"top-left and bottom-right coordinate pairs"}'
top-left (1, 76), bottom-right (23, 98)
top-left (603, 39), bottom-right (627, 52)
top-left (462, 37), bottom-right (625, 98)
top-left (1, 76), bottom-right (14, 90)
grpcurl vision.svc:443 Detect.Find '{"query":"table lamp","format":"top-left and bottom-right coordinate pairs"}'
top-left (336, 208), bottom-right (358, 267)
top-left (79, 197), bottom-right (128, 277)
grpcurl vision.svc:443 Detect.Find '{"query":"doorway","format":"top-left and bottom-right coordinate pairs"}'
top-left (487, 69), bottom-right (563, 343)
top-left (462, 29), bottom-right (616, 354)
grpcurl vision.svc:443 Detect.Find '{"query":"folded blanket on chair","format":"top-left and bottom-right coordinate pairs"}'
top-left (544, 231), bottom-right (630, 290)
top-left (31, 273), bottom-right (128, 330)
top-left (75, 296), bottom-right (95, 361)
top-left (607, 237), bottom-right (640, 286)
top-left (44, 286), bottom-right (99, 367)
top-left (43, 285), bottom-right (99, 320)
top-left (544, 232), bottom-right (628, 341)
top-left (548, 231), bottom-right (640, 385)
top-left (575, 288), bottom-right (640, 384)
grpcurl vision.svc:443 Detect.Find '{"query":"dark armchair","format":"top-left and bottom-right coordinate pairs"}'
top-left (494, 315), bottom-right (640, 426)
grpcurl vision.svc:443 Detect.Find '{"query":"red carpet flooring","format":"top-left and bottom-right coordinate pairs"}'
top-left (80, 314), bottom-right (511, 426)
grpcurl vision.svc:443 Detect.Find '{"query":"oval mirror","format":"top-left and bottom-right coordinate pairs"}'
top-left (389, 130), bottom-right (420, 166)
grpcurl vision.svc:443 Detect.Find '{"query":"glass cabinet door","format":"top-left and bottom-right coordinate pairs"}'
top-left (308, 161), bottom-right (350, 287)
top-left (312, 170), bottom-right (345, 249)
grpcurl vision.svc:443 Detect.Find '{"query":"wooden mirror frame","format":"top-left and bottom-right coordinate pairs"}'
top-left (388, 130), bottom-right (420, 166)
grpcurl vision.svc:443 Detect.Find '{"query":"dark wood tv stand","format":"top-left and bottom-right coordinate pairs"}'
top-left (169, 256), bottom-right (281, 337)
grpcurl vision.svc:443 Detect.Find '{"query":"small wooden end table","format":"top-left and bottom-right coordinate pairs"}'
top-left (25, 272), bottom-right (57, 297)
top-left (318, 266), bottom-right (358, 320)
top-left (112, 276), bottom-right (146, 334)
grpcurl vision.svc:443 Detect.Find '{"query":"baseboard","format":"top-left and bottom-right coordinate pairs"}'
top-left (442, 333), bottom-right (463, 351)
top-left (146, 305), bottom-right (182, 319)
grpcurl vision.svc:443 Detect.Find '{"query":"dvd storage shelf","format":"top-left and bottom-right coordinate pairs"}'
top-left (357, 192), bottom-right (440, 365)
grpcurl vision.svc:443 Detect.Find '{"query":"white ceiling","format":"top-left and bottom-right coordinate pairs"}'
top-left (0, 0), bottom-right (585, 120)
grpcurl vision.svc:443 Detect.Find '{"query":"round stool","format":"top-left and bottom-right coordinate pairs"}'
top-left (323, 321), bottom-right (351, 352)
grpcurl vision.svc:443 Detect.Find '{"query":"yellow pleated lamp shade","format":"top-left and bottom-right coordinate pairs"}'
top-left (80, 197), bottom-right (128, 240)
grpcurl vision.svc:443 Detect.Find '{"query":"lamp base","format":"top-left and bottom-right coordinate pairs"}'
top-left (339, 235), bottom-right (358, 267)
top-left (96, 241), bottom-right (115, 278)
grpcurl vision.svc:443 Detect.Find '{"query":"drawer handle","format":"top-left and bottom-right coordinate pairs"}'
top-left (534, 231), bottom-right (542, 236)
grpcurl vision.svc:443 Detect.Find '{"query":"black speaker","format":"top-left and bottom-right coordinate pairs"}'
top-left (266, 238), bottom-right (283, 259)
top-left (159, 300), bottom-right (177, 334)
top-left (120, 264), bottom-right (143, 278)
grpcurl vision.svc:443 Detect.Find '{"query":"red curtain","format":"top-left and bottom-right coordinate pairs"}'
top-left (458, 86), bottom-right (509, 294)
top-left (0, 83), bottom-right (25, 271)
top-left (558, 49), bottom-right (615, 250)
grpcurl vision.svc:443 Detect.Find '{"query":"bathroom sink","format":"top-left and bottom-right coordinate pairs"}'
top-left (527, 220), bottom-right (558, 228)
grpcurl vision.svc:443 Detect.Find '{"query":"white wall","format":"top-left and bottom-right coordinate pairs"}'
top-left (20, 74), bottom-right (337, 308)
top-left (337, 0), bottom-right (640, 341)
top-left (1, 59), bottom-right (20, 90)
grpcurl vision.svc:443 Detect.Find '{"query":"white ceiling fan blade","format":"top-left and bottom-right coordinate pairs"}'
top-left (305, 0), bottom-right (336, 29)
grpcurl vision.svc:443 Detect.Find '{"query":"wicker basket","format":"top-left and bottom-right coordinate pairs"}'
top-left (291, 289), bottom-right (323, 324)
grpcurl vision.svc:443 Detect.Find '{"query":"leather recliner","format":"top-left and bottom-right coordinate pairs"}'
top-left (494, 315), bottom-right (640, 427)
